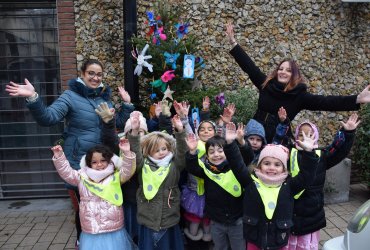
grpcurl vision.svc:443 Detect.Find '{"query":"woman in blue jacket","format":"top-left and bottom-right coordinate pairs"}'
top-left (6, 58), bottom-right (132, 247)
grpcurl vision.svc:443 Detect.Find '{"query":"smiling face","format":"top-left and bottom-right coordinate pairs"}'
top-left (150, 140), bottom-right (170, 160)
top-left (81, 63), bottom-right (103, 89)
top-left (198, 122), bottom-right (215, 142)
top-left (90, 152), bottom-right (109, 171)
top-left (206, 145), bottom-right (226, 166)
top-left (277, 61), bottom-right (292, 85)
top-left (259, 156), bottom-right (285, 176)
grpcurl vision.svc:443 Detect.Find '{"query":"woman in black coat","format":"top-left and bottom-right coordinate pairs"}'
top-left (225, 22), bottom-right (370, 143)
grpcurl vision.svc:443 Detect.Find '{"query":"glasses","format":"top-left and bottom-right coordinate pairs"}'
top-left (87, 71), bottom-right (103, 79)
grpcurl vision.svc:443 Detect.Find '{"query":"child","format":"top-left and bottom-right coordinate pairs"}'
top-left (51, 141), bottom-right (137, 250)
top-left (273, 109), bottom-right (360, 250)
top-left (186, 133), bottom-right (251, 250)
top-left (244, 119), bottom-right (267, 164)
top-left (126, 114), bottom-right (187, 250)
top-left (223, 122), bottom-right (319, 250)
top-left (180, 120), bottom-right (217, 242)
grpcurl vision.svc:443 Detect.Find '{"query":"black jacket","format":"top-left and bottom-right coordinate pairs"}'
top-left (230, 44), bottom-right (360, 142)
top-left (291, 129), bottom-right (355, 235)
top-left (224, 141), bottom-right (319, 249)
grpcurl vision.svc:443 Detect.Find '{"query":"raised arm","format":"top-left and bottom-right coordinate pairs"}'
top-left (118, 138), bottom-right (137, 183)
top-left (51, 145), bottom-right (79, 186)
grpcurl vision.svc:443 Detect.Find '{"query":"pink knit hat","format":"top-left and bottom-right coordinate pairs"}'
top-left (124, 111), bottom-right (148, 133)
top-left (257, 144), bottom-right (289, 171)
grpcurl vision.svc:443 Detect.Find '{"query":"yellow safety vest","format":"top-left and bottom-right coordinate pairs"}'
top-left (290, 148), bottom-right (321, 199)
top-left (198, 159), bottom-right (241, 197)
top-left (142, 159), bottom-right (171, 200)
top-left (195, 141), bottom-right (206, 195)
top-left (82, 171), bottom-right (123, 206)
top-left (251, 175), bottom-right (281, 219)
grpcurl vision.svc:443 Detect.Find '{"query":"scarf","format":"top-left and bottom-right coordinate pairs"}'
top-left (148, 152), bottom-right (174, 167)
top-left (254, 168), bottom-right (288, 187)
top-left (82, 163), bottom-right (114, 183)
top-left (205, 158), bottom-right (229, 173)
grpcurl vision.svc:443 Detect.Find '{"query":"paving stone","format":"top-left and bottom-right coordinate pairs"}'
top-left (52, 232), bottom-right (72, 244)
top-left (37, 232), bottom-right (56, 243)
top-left (324, 227), bottom-right (343, 238)
top-left (0, 243), bottom-right (19, 249)
top-left (14, 226), bottom-right (33, 235)
top-left (26, 230), bottom-right (44, 238)
top-left (32, 223), bottom-right (48, 230)
top-left (58, 210), bottom-right (73, 216)
top-left (327, 216), bottom-right (348, 229)
top-left (32, 217), bottom-right (48, 224)
top-left (15, 246), bottom-right (33, 250)
top-left (31, 242), bottom-right (50, 250)
top-left (45, 225), bottom-right (61, 233)
top-left (44, 211), bottom-right (59, 217)
top-left (46, 216), bottom-right (67, 224)
top-left (2, 225), bottom-right (20, 231)
top-left (48, 243), bottom-right (66, 250)
top-left (6, 233), bottom-right (26, 244)
top-left (0, 212), bottom-right (10, 218)
top-left (26, 212), bottom-right (46, 218)
top-left (19, 236), bottom-right (39, 247)
top-left (6, 218), bottom-right (27, 225)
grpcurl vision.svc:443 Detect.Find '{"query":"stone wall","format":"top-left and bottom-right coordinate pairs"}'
top-left (74, 0), bottom-right (369, 144)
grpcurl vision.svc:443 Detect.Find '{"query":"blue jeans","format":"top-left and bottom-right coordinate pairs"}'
top-left (210, 217), bottom-right (245, 250)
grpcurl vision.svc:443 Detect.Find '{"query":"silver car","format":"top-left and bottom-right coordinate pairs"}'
top-left (323, 199), bottom-right (370, 250)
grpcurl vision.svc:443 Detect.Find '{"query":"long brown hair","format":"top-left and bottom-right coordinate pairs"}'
top-left (262, 59), bottom-right (305, 92)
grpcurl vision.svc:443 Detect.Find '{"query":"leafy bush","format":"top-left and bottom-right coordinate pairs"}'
top-left (352, 104), bottom-right (370, 186)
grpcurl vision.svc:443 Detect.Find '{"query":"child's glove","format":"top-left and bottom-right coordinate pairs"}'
top-left (161, 100), bottom-right (172, 117)
top-left (95, 102), bottom-right (115, 123)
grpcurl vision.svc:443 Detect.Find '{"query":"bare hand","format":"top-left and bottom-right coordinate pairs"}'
top-left (340, 113), bottom-right (360, 131)
top-left (185, 133), bottom-right (198, 153)
top-left (51, 145), bottom-right (63, 158)
top-left (356, 85), bottom-right (370, 104)
top-left (220, 103), bottom-right (236, 124)
top-left (296, 130), bottom-right (315, 152)
top-left (202, 96), bottom-right (210, 111)
top-left (6, 78), bottom-right (36, 97)
top-left (118, 86), bottom-right (131, 103)
top-left (119, 138), bottom-right (131, 153)
top-left (225, 122), bottom-right (237, 144)
top-left (278, 107), bottom-right (287, 122)
top-left (236, 123), bottom-right (245, 145)
top-left (225, 22), bottom-right (236, 45)
top-left (95, 102), bottom-right (115, 123)
top-left (172, 114), bottom-right (183, 132)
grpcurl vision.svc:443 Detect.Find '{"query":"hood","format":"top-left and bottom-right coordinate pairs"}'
top-left (295, 120), bottom-right (319, 147)
top-left (245, 119), bottom-right (267, 145)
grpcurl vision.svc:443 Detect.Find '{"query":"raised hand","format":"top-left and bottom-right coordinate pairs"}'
top-left (236, 123), bottom-right (245, 145)
top-left (225, 22), bottom-right (236, 45)
top-left (340, 113), bottom-right (361, 131)
top-left (161, 100), bottom-right (172, 117)
top-left (278, 107), bottom-right (287, 122)
top-left (185, 133), bottom-right (198, 153)
top-left (172, 114), bottom-right (183, 132)
top-left (202, 96), bottom-right (210, 111)
top-left (225, 122), bottom-right (237, 144)
top-left (296, 130), bottom-right (315, 152)
top-left (220, 103), bottom-right (236, 124)
top-left (119, 138), bottom-right (131, 154)
top-left (130, 116), bottom-right (140, 135)
top-left (95, 102), bottom-right (115, 123)
top-left (154, 101), bottom-right (162, 118)
top-left (356, 85), bottom-right (370, 104)
top-left (51, 145), bottom-right (64, 158)
top-left (118, 86), bottom-right (131, 104)
top-left (6, 78), bottom-right (36, 97)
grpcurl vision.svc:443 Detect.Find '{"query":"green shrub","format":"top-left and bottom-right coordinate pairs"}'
top-left (352, 104), bottom-right (370, 187)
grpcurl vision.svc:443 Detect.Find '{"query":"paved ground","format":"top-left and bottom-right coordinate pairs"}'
top-left (0, 184), bottom-right (368, 250)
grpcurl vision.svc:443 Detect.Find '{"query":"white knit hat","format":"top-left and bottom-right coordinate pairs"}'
top-left (124, 111), bottom-right (148, 133)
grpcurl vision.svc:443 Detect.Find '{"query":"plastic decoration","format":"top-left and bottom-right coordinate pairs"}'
top-left (133, 44), bottom-right (153, 76)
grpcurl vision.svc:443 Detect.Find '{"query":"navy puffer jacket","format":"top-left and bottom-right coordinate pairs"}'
top-left (27, 78), bottom-right (114, 170)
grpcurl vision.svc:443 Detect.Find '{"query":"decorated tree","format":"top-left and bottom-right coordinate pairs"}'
top-left (131, 1), bottom-right (205, 102)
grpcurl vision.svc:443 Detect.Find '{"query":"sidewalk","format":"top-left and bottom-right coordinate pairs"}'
top-left (0, 184), bottom-right (368, 250)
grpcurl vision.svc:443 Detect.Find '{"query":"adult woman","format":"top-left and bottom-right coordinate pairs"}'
top-left (225, 23), bottom-right (370, 143)
top-left (5, 58), bottom-right (131, 246)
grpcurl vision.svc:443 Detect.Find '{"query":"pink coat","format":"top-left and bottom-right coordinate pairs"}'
top-left (52, 152), bottom-right (136, 234)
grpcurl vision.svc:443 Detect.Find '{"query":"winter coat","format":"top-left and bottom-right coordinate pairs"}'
top-left (52, 151), bottom-right (136, 234)
top-left (229, 44), bottom-right (360, 142)
top-left (26, 78), bottom-right (125, 170)
top-left (223, 141), bottom-right (319, 250)
top-left (127, 130), bottom-right (187, 231)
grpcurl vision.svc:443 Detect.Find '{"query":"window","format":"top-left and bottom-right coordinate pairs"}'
top-left (0, 1), bottom-right (67, 198)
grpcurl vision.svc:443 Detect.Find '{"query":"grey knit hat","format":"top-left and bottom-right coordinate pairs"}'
top-left (245, 119), bottom-right (267, 145)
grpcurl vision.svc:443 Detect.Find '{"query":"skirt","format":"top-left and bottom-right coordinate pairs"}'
top-left (181, 185), bottom-right (205, 218)
top-left (138, 224), bottom-right (184, 250)
top-left (80, 227), bottom-right (138, 250)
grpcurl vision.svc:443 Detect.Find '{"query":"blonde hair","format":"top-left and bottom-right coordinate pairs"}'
top-left (141, 133), bottom-right (174, 158)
